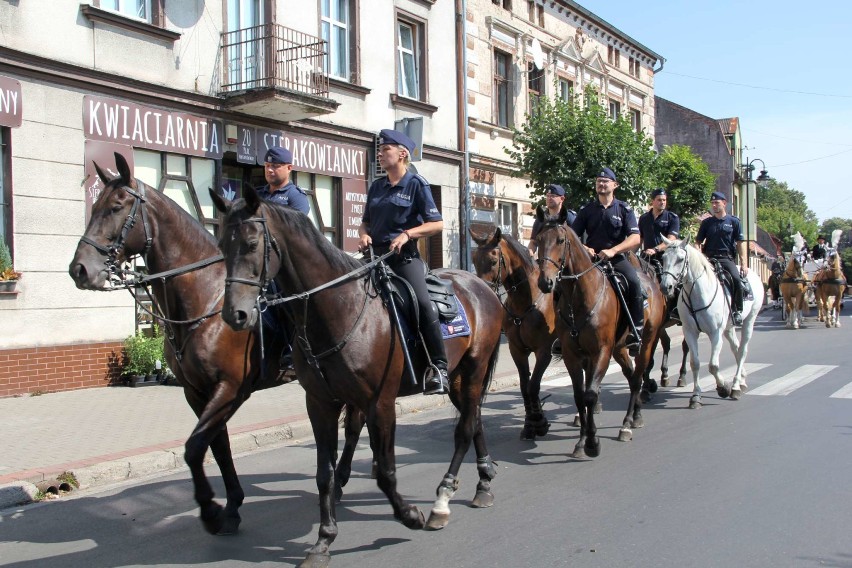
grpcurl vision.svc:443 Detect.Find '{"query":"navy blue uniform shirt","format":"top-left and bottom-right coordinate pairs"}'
top-left (530, 209), bottom-right (577, 242)
top-left (571, 199), bottom-right (639, 252)
top-left (696, 215), bottom-right (743, 257)
top-left (363, 171), bottom-right (442, 246)
top-left (256, 182), bottom-right (311, 215)
top-left (638, 209), bottom-right (680, 250)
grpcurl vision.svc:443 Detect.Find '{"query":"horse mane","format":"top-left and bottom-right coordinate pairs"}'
top-left (501, 233), bottom-right (536, 273)
top-left (683, 241), bottom-right (714, 274)
top-left (258, 200), bottom-right (362, 273)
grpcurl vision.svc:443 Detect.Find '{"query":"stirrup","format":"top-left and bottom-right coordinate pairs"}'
top-left (551, 339), bottom-right (562, 358)
top-left (424, 365), bottom-right (449, 396)
top-left (732, 311), bottom-right (743, 326)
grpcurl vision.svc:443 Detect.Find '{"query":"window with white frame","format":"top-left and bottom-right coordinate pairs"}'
top-left (99, 0), bottom-right (152, 23)
top-left (630, 108), bottom-right (641, 132)
top-left (559, 78), bottom-right (573, 102)
top-left (321, 0), bottom-right (351, 81)
top-left (608, 99), bottom-right (621, 119)
top-left (494, 49), bottom-right (513, 128)
top-left (528, 63), bottom-right (544, 116)
top-left (397, 17), bottom-right (425, 100)
top-left (498, 202), bottom-right (518, 239)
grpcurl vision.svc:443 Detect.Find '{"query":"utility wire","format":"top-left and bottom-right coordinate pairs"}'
top-left (771, 148), bottom-right (852, 168)
top-left (744, 128), bottom-right (852, 148)
top-left (662, 71), bottom-right (852, 99)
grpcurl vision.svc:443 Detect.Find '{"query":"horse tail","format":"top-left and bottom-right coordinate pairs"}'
top-left (478, 341), bottom-right (501, 405)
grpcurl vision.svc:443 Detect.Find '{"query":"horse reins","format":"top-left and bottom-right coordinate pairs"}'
top-left (491, 245), bottom-right (545, 327)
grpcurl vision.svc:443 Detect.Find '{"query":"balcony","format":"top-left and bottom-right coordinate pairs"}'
top-left (220, 24), bottom-right (339, 122)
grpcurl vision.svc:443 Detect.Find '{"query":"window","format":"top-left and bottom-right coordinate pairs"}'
top-left (0, 128), bottom-right (10, 256)
top-left (559, 78), bottom-right (573, 102)
top-left (498, 202), bottom-right (518, 239)
top-left (226, 0), bottom-right (264, 89)
top-left (607, 46), bottom-right (620, 67)
top-left (100, 0), bottom-right (151, 22)
top-left (630, 108), bottom-right (641, 132)
top-left (494, 49), bottom-right (513, 128)
top-left (292, 172), bottom-right (339, 244)
top-left (322, 0), bottom-right (354, 81)
top-left (527, 1), bottom-right (544, 26)
top-left (629, 57), bottom-right (641, 79)
top-left (608, 99), bottom-right (621, 119)
top-left (397, 17), bottom-right (426, 100)
top-left (492, 0), bottom-right (512, 8)
top-left (528, 63), bottom-right (544, 116)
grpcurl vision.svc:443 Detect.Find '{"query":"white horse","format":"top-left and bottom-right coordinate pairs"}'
top-left (659, 237), bottom-right (765, 408)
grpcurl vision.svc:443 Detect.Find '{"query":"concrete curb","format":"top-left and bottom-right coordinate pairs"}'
top-left (0, 373), bottom-right (523, 511)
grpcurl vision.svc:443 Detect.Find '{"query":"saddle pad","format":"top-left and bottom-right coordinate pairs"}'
top-left (439, 295), bottom-right (471, 339)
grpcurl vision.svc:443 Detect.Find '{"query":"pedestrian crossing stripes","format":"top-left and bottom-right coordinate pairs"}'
top-left (540, 362), bottom-right (851, 398)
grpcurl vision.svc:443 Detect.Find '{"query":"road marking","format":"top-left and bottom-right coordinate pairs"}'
top-left (655, 362), bottom-right (771, 395)
top-left (829, 382), bottom-right (852, 399)
top-left (542, 360), bottom-right (627, 388)
top-left (749, 365), bottom-right (837, 396)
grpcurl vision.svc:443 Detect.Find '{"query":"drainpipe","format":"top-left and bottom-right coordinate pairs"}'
top-left (456, 0), bottom-right (471, 271)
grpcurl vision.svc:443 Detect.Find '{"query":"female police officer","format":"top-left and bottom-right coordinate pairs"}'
top-left (357, 129), bottom-right (449, 395)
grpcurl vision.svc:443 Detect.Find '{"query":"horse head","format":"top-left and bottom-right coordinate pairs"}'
top-left (535, 204), bottom-right (573, 294)
top-left (69, 152), bottom-right (153, 289)
top-left (658, 236), bottom-right (691, 298)
top-left (211, 186), bottom-right (279, 330)
top-left (470, 227), bottom-right (503, 289)
top-left (785, 252), bottom-right (806, 279)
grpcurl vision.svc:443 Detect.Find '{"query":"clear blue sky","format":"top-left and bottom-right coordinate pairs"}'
top-left (577, 0), bottom-right (852, 224)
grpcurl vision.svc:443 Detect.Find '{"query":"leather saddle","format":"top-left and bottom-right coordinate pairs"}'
top-left (377, 268), bottom-right (460, 328)
top-left (709, 260), bottom-right (753, 301)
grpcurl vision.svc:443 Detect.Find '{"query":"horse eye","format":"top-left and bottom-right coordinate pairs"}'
top-left (557, 237), bottom-right (565, 244)
top-left (111, 204), bottom-right (123, 213)
top-left (248, 241), bottom-right (259, 253)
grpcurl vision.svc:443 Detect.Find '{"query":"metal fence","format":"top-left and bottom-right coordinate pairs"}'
top-left (221, 24), bottom-right (329, 97)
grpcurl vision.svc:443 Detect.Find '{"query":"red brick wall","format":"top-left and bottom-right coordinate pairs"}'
top-left (0, 342), bottom-right (124, 398)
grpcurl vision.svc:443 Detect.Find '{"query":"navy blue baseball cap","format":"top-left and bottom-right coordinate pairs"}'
top-left (651, 188), bottom-right (667, 198)
top-left (710, 191), bottom-right (727, 201)
top-left (546, 184), bottom-right (566, 196)
top-left (378, 129), bottom-right (416, 153)
top-left (264, 147), bottom-right (292, 164)
top-left (597, 167), bottom-right (617, 182)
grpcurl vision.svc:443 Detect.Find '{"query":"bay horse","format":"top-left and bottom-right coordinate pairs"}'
top-left (535, 207), bottom-right (666, 458)
top-left (814, 236), bottom-right (846, 328)
top-left (659, 237), bottom-right (765, 408)
top-left (69, 153), bottom-right (296, 536)
top-left (211, 187), bottom-right (503, 567)
top-left (471, 227), bottom-right (555, 440)
top-left (780, 251), bottom-right (808, 329)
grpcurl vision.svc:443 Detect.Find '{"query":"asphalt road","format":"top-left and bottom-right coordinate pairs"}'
top-left (2, 307), bottom-right (851, 567)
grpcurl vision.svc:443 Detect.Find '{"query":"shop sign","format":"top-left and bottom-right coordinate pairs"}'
top-left (0, 75), bottom-right (22, 128)
top-left (83, 95), bottom-right (223, 159)
top-left (257, 128), bottom-right (366, 180)
top-left (236, 125), bottom-right (256, 164)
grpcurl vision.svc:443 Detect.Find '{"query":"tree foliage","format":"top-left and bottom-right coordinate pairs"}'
top-left (654, 144), bottom-right (716, 233)
top-left (506, 86), bottom-right (657, 210)
top-left (819, 217), bottom-right (852, 238)
top-left (756, 180), bottom-right (820, 251)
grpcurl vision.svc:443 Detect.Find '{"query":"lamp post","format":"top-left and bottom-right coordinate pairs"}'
top-left (740, 157), bottom-right (771, 269)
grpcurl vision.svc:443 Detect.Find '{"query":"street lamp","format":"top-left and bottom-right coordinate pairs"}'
top-left (740, 157), bottom-right (771, 269)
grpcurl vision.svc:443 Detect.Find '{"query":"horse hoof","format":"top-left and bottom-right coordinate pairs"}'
top-left (519, 425), bottom-right (536, 441)
top-left (730, 389), bottom-right (742, 401)
top-left (298, 552), bottom-right (331, 568)
top-left (645, 379), bottom-right (658, 393)
top-left (677, 377), bottom-right (686, 388)
top-left (200, 503), bottom-right (225, 535)
top-left (640, 389), bottom-right (651, 404)
top-left (717, 384), bottom-right (731, 399)
top-left (660, 377), bottom-right (670, 388)
top-left (425, 510), bottom-right (450, 531)
top-left (572, 414), bottom-right (581, 427)
top-left (535, 420), bottom-right (551, 437)
top-left (471, 490), bottom-right (495, 509)
top-left (585, 438), bottom-right (601, 458)
top-left (571, 444), bottom-right (587, 459)
top-left (594, 402), bottom-right (603, 414)
top-left (618, 428), bottom-right (633, 442)
top-left (632, 416), bottom-right (645, 429)
top-left (688, 400), bottom-right (702, 409)
top-left (403, 505), bottom-right (426, 530)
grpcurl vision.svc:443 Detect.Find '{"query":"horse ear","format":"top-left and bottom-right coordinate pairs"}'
top-left (244, 185), bottom-right (261, 213)
top-left (681, 235), bottom-right (691, 248)
top-left (113, 152), bottom-right (136, 188)
top-left (468, 227), bottom-right (485, 246)
top-left (489, 227), bottom-right (502, 247)
top-left (535, 205), bottom-right (546, 223)
top-left (209, 187), bottom-right (230, 214)
top-left (558, 203), bottom-right (568, 225)
top-left (93, 161), bottom-right (113, 186)
top-left (661, 235), bottom-right (672, 246)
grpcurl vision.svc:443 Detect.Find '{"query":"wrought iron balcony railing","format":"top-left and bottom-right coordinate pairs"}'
top-left (221, 24), bottom-right (329, 98)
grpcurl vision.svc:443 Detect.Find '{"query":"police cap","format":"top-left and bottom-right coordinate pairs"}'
top-left (597, 167), bottom-right (617, 182)
top-left (378, 129), bottom-right (416, 153)
top-left (264, 147), bottom-right (293, 164)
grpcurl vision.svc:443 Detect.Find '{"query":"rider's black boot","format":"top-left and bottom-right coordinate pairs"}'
top-left (627, 296), bottom-right (645, 357)
top-left (421, 318), bottom-right (450, 395)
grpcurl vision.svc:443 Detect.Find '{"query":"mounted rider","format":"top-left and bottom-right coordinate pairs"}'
top-left (812, 235), bottom-right (828, 261)
top-left (695, 191), bottom-right (747, 326)
top-left (528, 184), bottom-right (577, 257)
top-left (571, 167), bottom-right (644, 355)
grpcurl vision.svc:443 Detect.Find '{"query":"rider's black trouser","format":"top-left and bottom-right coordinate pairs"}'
top-left (709, 256), bottom-right (743, 313)
top-left (384, 249), bottom-right (448, 370)
top-left (611, 254), bottom-right (644, 329)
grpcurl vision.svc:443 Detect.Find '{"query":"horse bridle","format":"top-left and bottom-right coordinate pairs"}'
top-left (489, 244), bottom-right (545, 326)
top-left (537, 225), bottom-right (604, 282)
top-left (80, 184), bottom-right (153, 278)
top-left (224, 214), bottom-right (281, 295)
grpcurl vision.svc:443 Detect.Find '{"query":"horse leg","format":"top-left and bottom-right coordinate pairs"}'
top-left (834, 296), bottom-right (842, 327)
top-left (581, 352), bottom-right (609, 458)
top-left (613, 349), bottom-right (642, 440)
top-left (683, 330), bottom-right (703, 409)
top-left (301, 394), bottom-right (343, 568)
top-left (678, 339), bottom-right (689, 388)
top-left (566, 365), bottom-right (589, 459)
top-left (182, 383), bottom-right (245, 536)
top-left (334, 404), bottom-right (365, 503)
top-left (708, 332), bottom-right (730, 399)
top-left (641, 337), bottom-right (659, 398)
top-left (367, 399), bottom-right (425, 531)
top-left (509, 343), bottom-right (535, 441)
top-left (525, 347), bottom-right (553, 439)
top-left (659, 329), bottom-right (671, 387)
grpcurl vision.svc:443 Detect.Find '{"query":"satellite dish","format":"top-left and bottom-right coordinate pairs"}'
top-left (530, 38), bottom-right (545, 70)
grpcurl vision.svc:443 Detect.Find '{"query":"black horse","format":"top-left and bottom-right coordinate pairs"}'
top-left (212, 187), bottom-right (504, 567)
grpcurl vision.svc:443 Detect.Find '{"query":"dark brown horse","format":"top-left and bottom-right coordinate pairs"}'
top-left (68, 153), bottom-right (293, 536)
top-left (535, 206), bottom-right (665, 458)
top-left (471, 227), bottom-right (555, 440)
top-left (211, 187), bottom-right (503, 567)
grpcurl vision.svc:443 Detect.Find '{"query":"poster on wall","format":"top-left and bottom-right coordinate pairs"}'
top-left (83, 140), bottom-right (134, 223)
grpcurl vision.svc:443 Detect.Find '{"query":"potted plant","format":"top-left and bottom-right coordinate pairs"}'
top-left (123, 326), bottom-right (165, 386)
top-left (0, 236), bottom-right (21, 293)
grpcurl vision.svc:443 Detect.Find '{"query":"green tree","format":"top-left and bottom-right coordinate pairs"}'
top-left (756, 180), bottom-right (819, 251)
top-left (819, 217), bottom-right (852, 240)
top-left (506, 86), bottom-right (657, 209)
top-left (654, 144), bottom-right (716, 234)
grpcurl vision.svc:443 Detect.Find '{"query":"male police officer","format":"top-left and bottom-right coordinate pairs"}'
top-left (812, 235), bottom-right (828, 261)
top-left (256, 147), bottom-right (310, 214)
top-left (257, 146), bottom-right (310, 375)
top-left (528, 184), bottom-right (577, 256)
top-left (571, 167), bottom-right (644, 355)
top-left (639, 188), bottom-right (680, 257)
top-left (695, 191), bottom-right (747, 326)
